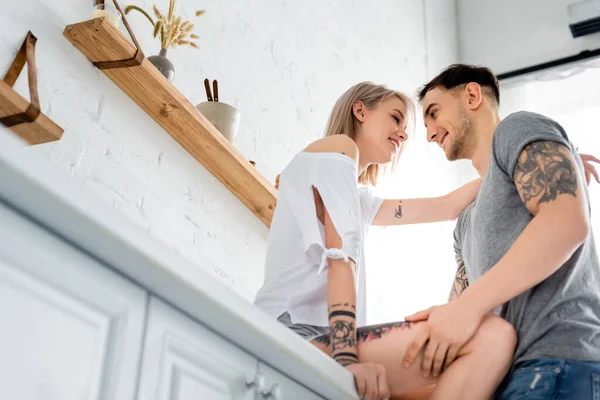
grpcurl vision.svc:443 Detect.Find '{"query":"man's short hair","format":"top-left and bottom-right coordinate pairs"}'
top-left (418, 64), bottom-right (500, 106)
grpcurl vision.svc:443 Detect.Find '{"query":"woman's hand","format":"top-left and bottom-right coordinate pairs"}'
top-left (346, 362), bottom-right (391, 400)
top-left (580, 153), bottom-right (599, 185)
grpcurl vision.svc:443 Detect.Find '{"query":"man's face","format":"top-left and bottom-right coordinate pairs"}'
top-left (422, 87), bottom-right (474, 161)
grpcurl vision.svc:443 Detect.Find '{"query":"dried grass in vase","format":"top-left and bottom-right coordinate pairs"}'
top-left (124, 0), bottom-right (205, 81)
top-left (125, 0), bottom-right (205, 50)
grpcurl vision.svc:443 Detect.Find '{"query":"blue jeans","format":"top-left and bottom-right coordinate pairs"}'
top-left (496, 359), bottom-right (600, 399)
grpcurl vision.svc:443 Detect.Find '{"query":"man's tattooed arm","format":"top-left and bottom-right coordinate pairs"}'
top-left (445, 140), bottom-right (587, 320)
top-left (514, 141), bottom-right (578, 210)
top-left (329, 303), bottom-right (358, 366)
top-left (448, 258), bottom-right (469, 302)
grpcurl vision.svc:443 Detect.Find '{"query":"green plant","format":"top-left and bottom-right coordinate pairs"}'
top-left (125, 0), bottom-right (205, 49)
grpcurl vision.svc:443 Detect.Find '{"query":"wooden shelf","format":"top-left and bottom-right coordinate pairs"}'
top-left (63, 18), bottom-right (276, 227)
top-left (0, 82), bottom-right (64, 145)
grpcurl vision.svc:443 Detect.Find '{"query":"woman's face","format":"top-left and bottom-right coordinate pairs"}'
top-left (354, 96), bottom-right (408, 165)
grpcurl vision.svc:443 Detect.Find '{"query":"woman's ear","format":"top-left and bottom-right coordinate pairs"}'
top-left (353, 101), bottom-right (366, 122)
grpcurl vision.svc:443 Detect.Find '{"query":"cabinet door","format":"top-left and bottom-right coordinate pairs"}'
top-left (257, 362), bottom-right (325, 400)
top-left (0, 203), bottom-right (147, 400)
top-left (137, 297), bottom-right (258, 400)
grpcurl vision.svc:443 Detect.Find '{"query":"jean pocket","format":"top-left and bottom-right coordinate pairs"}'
top-left (497, 369), bottom-right (558, 400)
top-left (593, 373), bottom-right (600, 400)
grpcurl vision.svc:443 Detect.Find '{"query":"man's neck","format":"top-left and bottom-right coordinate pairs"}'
top-left (470, 111), bottom-right (501, 177)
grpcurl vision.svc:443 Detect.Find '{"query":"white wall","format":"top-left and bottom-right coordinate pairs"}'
top-left (424, 0), bottom-right (460, 76)
top-left (1, 0), bottom-right (465, 315)
top-left (457, 0), bottom-right (600, 75)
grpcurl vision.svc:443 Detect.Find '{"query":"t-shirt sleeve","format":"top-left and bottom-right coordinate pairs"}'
top-left (493, 111), bottom-right (573, 180)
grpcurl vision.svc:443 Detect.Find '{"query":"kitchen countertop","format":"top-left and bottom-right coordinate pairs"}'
top-left (0, 128), bottom-right (358, 400)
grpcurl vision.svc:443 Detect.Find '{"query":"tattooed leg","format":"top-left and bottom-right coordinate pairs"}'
top-left (310, 320), bottom-right (436, 395)
top-left (357, 321), bottom-right (412, 344)
top-left (311, 320), bottom-right (413, 350)
top-left (309, 315), bottom-right (515, 399)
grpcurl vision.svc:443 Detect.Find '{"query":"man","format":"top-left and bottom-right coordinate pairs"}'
top-left (403, 64), bottom-right (600, 399)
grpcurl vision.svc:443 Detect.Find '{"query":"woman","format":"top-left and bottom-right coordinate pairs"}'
top-left (254, 82), bottom-right (517, 400)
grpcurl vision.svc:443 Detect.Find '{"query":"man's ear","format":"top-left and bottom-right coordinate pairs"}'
top-left (353, 101), bottom-right (366, 122)
top-left (464, 82), bottom-right (484, 110)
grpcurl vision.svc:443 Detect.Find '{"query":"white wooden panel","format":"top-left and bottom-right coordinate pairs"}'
top-left (0, 203), bottom-right (147, 400)
top-left (258, 362), bottom-right (325, 400)
top-left (137, 297), bottom-right (257, 400)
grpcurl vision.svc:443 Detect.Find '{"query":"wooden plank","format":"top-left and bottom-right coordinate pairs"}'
top-left (0, 81), bottom-right (63, 145)
top-left (63, 18), bottom-right (277, 227)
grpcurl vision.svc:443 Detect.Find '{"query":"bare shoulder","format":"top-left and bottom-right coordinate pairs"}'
top-left (303, 135), bottom-right (359, 160)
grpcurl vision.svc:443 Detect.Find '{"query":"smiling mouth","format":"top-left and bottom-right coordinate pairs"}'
top-left (388, 137), bottom-right (400, 152)
top-left (439, 132), bottom-right (449, 149)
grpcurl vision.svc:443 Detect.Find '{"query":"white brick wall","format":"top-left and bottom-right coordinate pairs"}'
top-left (1, 0), bottom-right (459, 305)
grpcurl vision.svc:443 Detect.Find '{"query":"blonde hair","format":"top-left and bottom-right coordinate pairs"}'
top-left (324, 82), bottom-right (415, 186)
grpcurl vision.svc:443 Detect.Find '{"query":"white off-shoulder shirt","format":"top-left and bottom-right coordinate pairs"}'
top-left (254, 152), bottom-right (384, 327)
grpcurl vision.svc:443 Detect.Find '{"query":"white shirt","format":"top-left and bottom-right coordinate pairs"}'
top-left (254, 152), bottom-right (383, 327)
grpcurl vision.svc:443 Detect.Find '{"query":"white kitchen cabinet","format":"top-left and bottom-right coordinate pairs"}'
top-left (257, 362), bottom-right (326, 400)
top-left (0, 203), bottom-right (148, 400)
top-left (137, 297), bottom-right (258, 400)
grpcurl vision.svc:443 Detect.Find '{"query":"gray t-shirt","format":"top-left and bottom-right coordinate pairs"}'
top-left (454, 111), bottom-right (600, 365)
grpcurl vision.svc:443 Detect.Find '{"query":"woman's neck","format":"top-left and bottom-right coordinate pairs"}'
top-left (358, 158), bottom-right (369, 178)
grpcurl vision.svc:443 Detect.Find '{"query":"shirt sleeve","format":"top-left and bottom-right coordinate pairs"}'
top-left (359, 186), bottom-right (384, 225)
top-left (283, 153), bottom-right (362, 275)
top-left (493, 111), bottom-right (573, 180)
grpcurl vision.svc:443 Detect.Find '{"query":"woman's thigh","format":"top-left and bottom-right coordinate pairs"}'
top-left (310, 321), bottom-right (438, 395)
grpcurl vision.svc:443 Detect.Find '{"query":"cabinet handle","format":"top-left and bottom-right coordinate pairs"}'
top-left (262, 383), bottom-right (282, 399)
top-left (245, 373), bottom-right (265, 392)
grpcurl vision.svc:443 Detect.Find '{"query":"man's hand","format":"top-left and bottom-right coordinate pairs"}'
top-left (580, 153), bottom-right (599, 185)
top-left (403, 299), bottom-right (485, 378)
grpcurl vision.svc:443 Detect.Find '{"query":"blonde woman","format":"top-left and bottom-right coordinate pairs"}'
top-left (254, 83), bottom-right (517, 400)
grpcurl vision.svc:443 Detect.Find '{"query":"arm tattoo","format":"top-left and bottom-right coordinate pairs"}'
top-left (327, 303), bottom-right (357, 363)
top-left (449, 259), bottom-right (469, 302)
top-left (514, 141), bottom-right (578, 206)
top-left (394, 201), bottom-right (403, 219)
top-left (329, 310), bottom-right (356, 318)
top-left (336, 357), bottom-right (358, 367)
top-left (330, 320), bottom-right (356, 351)
top-left (333, 352), bottom-right (358, 362)
top-left (330, 303), bottom-right (356, 309)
